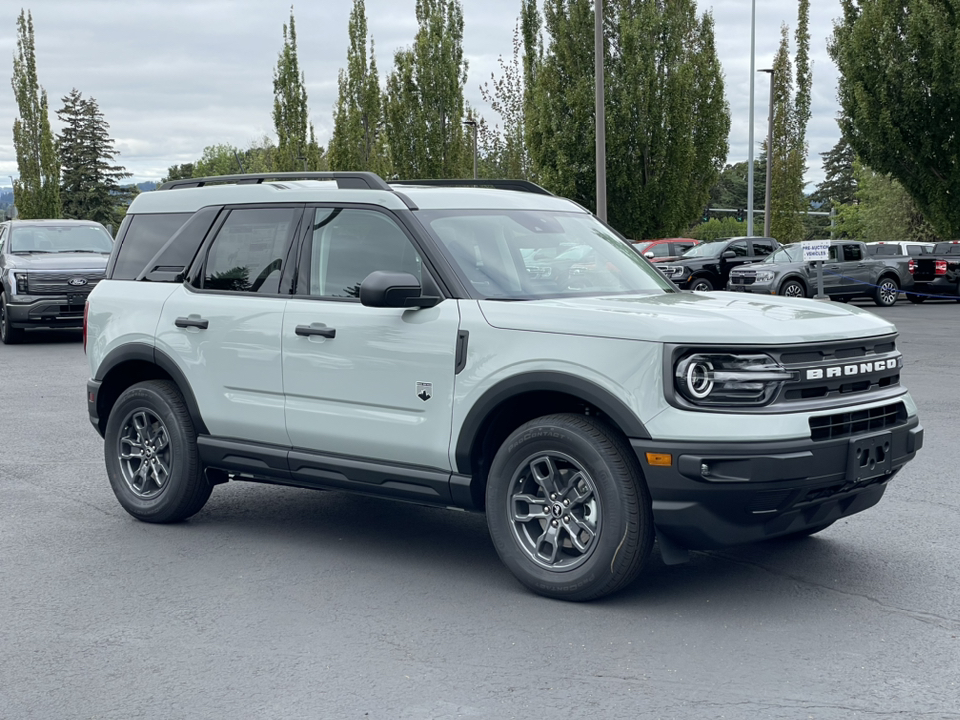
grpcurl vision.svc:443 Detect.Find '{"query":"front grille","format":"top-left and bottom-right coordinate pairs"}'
top-left (730, 274), bottom-right (756, 285)
top-left (809, 401), bottom-right (907, 441)
top-left (747, 489), bottom-right (791, 514)
top-left (25, 272), bottom-right (103, 295)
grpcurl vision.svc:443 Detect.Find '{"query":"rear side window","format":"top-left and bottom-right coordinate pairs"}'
top-left (112, 213), bottom-right (191, 280)
top-left (842, 244), bottom-right (863, 262)
top-left (751, 240), bottom-right (776, 257)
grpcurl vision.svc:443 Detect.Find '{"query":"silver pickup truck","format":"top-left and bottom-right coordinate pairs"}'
top-left (727, 240), bottom-right (912, 306)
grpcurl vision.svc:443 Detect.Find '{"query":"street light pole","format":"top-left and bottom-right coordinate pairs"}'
top-left (8, 175), bottom-right (17, 220)
top-left (595, 0), bottom-right (607, 223)
top-left (746, 0), bottom-right (756, 237)
top-left (760, 68), bottom-right (775, 238)
top-left (462, 119), bottom-right (478, 179)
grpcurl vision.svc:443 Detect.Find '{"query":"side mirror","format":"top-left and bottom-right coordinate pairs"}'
top-left (721, 250), bottom-right (737, 260)
top-left (644, 251), bottom-right (655, 259)
top-left (360, 271), bottom-right (440, 308)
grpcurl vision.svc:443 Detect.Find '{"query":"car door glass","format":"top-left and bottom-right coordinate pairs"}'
top-left (648, 243), bottom-right (672, 258)
top-left (673, 242), bottom-right (696, 256)
top-left (301, 208), bottom-right (422, 299)
top-left (751, 240), bottom-right (774, 257)
top-left (201, 207), bottom-right (299, 293)
top-left (842, 244), bottom-right (862, 262)
top-left (828, 246), bottom-right (839, 262)
top-left (728, 241), bottom-right (748, 257)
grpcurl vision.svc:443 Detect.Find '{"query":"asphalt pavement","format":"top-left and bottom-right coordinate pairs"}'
top-left (0, 299), bottom-right (957, 720)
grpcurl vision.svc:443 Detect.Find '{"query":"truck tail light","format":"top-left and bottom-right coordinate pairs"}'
top-left (83, 301), bottom-right (89, 353)
top-left (908, 259), bottom-right (916, 274)
top-left (935, 260), bottom-right (947, 275)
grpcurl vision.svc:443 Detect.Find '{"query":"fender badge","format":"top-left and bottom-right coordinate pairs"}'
top-left (416, 381), bottom-right (433, 402)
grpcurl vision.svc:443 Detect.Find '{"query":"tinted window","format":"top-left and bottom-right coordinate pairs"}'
top-left (751, 240), bottom-right (776, 257)
top-left (300, 208), bottom-right (421, 299)
top-left (202, 207), bottom-right (299, 294)
top-left (867, 245), bottom-right (899, 256)
top-left (113, 213), bottom-right (191, 280)
top-left (727, 241), bottom-right (749, 257)
top-left (673, 242), bottom-right (697, 255)
top-left (933, 243), bottom-right (960, 255)
top-left (842, 244), bottom-right (862, 262)
top-left (906, 245), bottom-right (928, 256)
top-left (646, 242), bottom-right (673, 258)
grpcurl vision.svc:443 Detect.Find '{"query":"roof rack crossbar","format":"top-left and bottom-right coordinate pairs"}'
top-left (158, 172), bottom-right (392, 192)
top-left (389, 178), bottom-right (554, 196)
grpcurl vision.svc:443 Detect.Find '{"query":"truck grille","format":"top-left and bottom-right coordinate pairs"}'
top-left (809, 401), bottom-right (907, 441)
top-left (25, 272), bottom-right (104, 295)
top-left (730, 273), bottom-right (756, 285)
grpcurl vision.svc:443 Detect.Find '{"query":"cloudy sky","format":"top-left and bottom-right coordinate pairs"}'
top-left (0, 0), bottom-right (844, 188)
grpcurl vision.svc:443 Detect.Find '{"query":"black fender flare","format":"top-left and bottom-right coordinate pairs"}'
top-left (94, 343), bottom-right (209, 435)
top-left (454, 371), bottom-right (650, 474)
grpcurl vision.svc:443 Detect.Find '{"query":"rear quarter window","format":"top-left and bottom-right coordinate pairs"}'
top-left (111, 213), bottom-right (192, 280)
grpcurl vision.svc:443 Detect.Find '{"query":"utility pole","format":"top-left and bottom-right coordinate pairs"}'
top-left (747, 0), bottom-right (757, 236)
top-left (760, 68), bottom-right (774, 238)
top-left (595, 0), bottom-right (607, 222)
top-left (463, 119), bottom-right (478, 179)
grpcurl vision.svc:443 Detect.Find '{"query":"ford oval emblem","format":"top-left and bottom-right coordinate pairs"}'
top-left (68, 277), bottom-right (88, 287)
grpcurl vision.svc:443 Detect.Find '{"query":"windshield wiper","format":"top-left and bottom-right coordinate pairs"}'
top-left (57, 249), bottom-right (104, 253)
top-left (12, 250), bottom-right (53, 254)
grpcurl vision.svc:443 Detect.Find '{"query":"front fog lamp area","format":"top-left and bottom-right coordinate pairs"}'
top-left (675, 353), bottom-right (798, 406)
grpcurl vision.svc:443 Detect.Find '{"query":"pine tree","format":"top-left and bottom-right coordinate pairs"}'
top-left (384, 0), bottom-right (469, 178)
top-left (329, 0), bottom-right (388, 174)
top-left (811, 135), bottom-right (855, 208)
top-left (57, 89), bottom-right (132, 226)
top-left (11, 10), bottom-right (60, 219)
top-left (273, 8), bottom-right (324, 172)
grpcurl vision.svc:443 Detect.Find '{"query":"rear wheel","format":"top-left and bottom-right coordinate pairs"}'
top-left (873, 277), bottom-right (900, 307)
top-left (485, 414), bottom-right (654, 601)
top-left (0, 295), bottom-right (24, 345)
top-left (104, 380), bottom-right (212, 523)
top-left (690, 277), bottom-right (714, 292)
top-left (780, 279), bottom-right (806, 299)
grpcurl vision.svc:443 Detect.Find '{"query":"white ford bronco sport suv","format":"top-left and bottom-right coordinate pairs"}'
top-left (85, 173), bottom-right (923, 601)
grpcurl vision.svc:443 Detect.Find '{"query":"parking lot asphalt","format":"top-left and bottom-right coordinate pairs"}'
top-left (0, 299), bottom-right (957, 720)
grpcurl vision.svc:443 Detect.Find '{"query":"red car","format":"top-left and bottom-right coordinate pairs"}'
top-left (632, 237), bottom-right (700, 262)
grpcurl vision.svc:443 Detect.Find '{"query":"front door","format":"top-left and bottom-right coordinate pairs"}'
top-left (281, 206), bottom-right (460, 472)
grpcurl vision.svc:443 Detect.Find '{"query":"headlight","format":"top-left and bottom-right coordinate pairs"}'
top-left (14, 272), bottom-right (28, 294)
top-left (753, 270), bottom-right (775, 283)
top-left (675, 353), bottom-right (798, 406)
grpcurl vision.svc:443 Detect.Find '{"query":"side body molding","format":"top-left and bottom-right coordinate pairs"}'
top-left (454, 371), bottom-right (650, 474)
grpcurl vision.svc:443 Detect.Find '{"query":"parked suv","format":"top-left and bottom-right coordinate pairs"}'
top-left (0, 219), bottom-right (113, 344)
top-left (631, 237), bottom-right (699, 263)
top-left (85, 173), bottom-right (923, 601)
top-left (656, 236), bottom-right (780, 291)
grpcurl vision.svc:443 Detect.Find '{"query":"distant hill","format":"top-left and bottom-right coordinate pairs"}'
top-left (136, 182), bottom-right (158, 193)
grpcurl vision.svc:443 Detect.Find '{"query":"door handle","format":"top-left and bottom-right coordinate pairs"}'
top-left (295, 324), bottom-right (336, 339)
top-left (175, 316), bottom-right (209, 330)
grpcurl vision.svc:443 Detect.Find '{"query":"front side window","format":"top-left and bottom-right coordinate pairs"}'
top-left (202, 207), bottom-right (299, 293)
top-left (420, 209), bottom-right (672, 299)
top-left (645, 242), bottom-right (674, 258)
top-left (727, 241), bottom-right (749, 257)
top-left (300, 208), bottom-right (422, 299)
top-left (10, 224), bottom-right (113, 255)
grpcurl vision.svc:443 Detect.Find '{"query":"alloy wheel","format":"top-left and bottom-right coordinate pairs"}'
top-left (117, 409), bottom-right (172, 499)
top-left (878, 280), bottom-right (899, 306)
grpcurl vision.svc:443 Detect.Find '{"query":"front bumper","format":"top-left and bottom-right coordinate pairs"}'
top-left (727, 278), bottom-right (775, 294)
top-left (6, 295), bottom-right (86, 328)
top-left (632, 415), bottom-right (922, 550)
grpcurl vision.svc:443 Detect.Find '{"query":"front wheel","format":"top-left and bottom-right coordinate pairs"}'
top-left (104, 380), bottom-right (212, 523)
top-left (0, 295), bottom-right (24, 345)
top-left (873, 277), bottom-right (900, 307)
top-left (780, 279), bottom-right (807, 299)
top-left (690, 277), bottom-right (714, 292)
top-left (485, 414), bottom-right (654, 601)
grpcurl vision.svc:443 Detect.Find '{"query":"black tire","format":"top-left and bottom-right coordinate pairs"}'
top-left (906, 293), bottom-right (926, 304)
top-left (690, 277), bottom-right (714, 292)
top-left (0, 295), bottom-right (25, 345)
top-left (780, 279), bottom-right (807, 299)
top-left (485, 413), bottom-right (654, 601)
top-left (873, 276), bottom-right (900, 307)
top-left (104, 380), bottom-right (212, 523)
top-left (774, 520), bottom-right (836, 540)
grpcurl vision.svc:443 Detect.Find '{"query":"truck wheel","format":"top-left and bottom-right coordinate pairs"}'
top-left (780, 279), bottom-right (806, 298)
top-left (485, 414), bottom-right (654, 601)
top-left (874, 277), bottom-right (900, 306)
top-left (690, 277), bottom-right (714, 292)
top-left (906, 293), bottom-right (926, 304)
top-left (104, 380), bottom-right (212, 523)
top-left (0, 295), bottom-right (24, 345)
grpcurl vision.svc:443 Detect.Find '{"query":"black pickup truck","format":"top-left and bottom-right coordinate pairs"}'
top-left (906, 241), bottom-right (960, 303)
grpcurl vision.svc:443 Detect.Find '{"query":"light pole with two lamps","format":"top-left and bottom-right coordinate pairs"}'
top-left (462, 119), bottom-right (478, 179)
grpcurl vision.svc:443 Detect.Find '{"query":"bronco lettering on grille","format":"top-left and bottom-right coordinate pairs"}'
top-left (805, 357), bottom-right (900, 380)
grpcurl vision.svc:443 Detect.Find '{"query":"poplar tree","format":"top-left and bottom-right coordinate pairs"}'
top-left (11, 10), bottom-right (60, 219)
top-left (57, 89), bottom-right (133, 225)
top-left (273, 8), bottom-right (324, 172)
top-left (384, 0), bottom-right (469, 178)
top-left (329, 0), bottom-right (388, 174)
top-left (525, 0), bottom-right (729, 238)
top-left (829, 0), bottom-right (960, 236)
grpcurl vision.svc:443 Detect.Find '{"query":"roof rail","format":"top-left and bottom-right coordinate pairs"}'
top-left (158, 172), bottom-right (392, 192)
top-left (389, 178), bottom-right (554, 196)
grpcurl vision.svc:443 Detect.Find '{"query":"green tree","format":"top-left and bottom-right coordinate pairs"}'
top-left (708, 158), bottom-right (766, 215)
top-left (57, 89), bottom-right (133, 226)
top-left (273, 8), bottom-right (324, 172)
top-left (690, 217), bottom-right (748, 242)
top-left (524, 0), bottom-right (730, 239)
top-left (384, 0), bottom-right (469, 178)
top-left (811, 135), bottom-right (855, 208)
top-left (829, 0), bottom-right (960, 237)
top-left (769, 0), bottom-right (811, 244)
top-left (161, 163), bottom-right (196, 183)
top-left (329, 0), bottom-right (389, 174)
top-left (478, 22), bottom-right (532, 179)
top-left (11, 10), bottom-right (60, 219)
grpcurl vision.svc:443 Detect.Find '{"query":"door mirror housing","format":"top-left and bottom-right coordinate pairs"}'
top-left (360, 271), bottom-right (440, 308)
top-left (721, 250), bottom-right (737, 260)
top-left (644, 251), bottom-right (655, 259)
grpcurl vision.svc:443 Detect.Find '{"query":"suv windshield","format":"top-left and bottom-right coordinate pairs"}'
top-left (764, 245), bottom-right (804, 263)
top-left (680, 241), bottom-right (726, 258)
top-left (10, 225), bottom-right (113, 254)
top-left (419, 209), bottom-right (673, 299)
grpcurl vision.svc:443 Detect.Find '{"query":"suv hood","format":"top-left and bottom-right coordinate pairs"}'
top-left (6, 253), bottom-right (109, 271)
top-left (479, 291), bottom-right (895, 345)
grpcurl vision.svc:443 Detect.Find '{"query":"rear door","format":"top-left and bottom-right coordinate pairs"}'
top-left (839, 242), bottom-right (870, 294)
top-left (281, 205), bottom-right (460, 473)
top-left (155, 205), bottom-right (303, 446)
